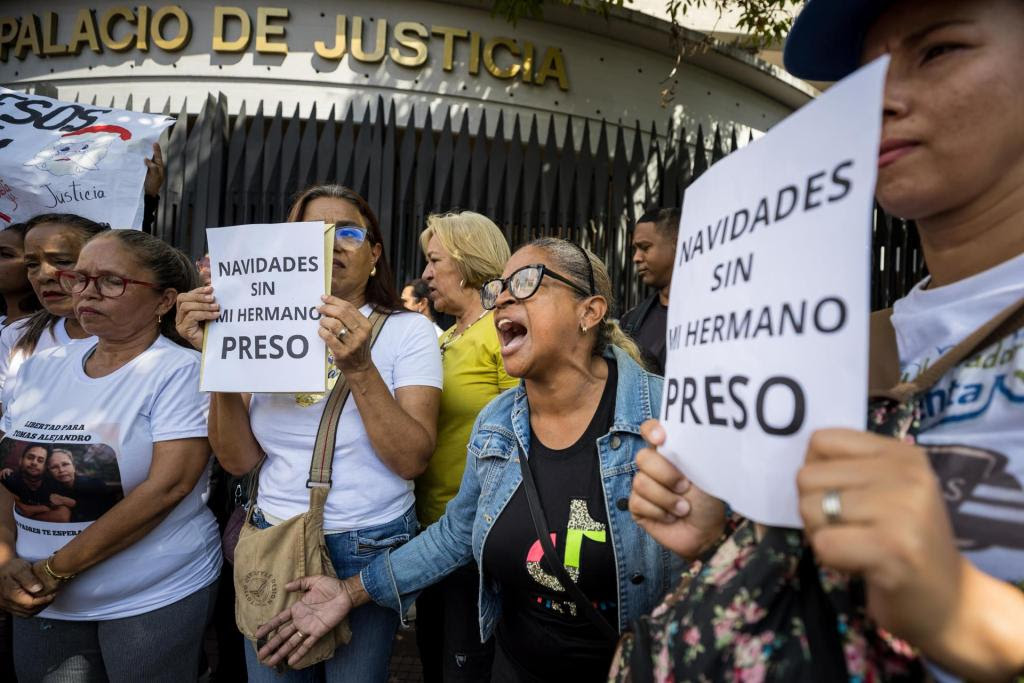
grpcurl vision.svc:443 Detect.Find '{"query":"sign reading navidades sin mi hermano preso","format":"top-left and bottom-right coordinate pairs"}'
top-left (201, 221), bottom-right (334, 394)
top-left (0, 87), bottom-right (173, 228)
top-left (658, 57), bottom-right (890, 528)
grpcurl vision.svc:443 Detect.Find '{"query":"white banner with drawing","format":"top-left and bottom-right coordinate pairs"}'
top-left (0, 88), bottom-right (172, 228)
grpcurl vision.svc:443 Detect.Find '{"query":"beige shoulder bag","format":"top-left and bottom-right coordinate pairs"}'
top-left (233, 310), bottom-right (389, 670)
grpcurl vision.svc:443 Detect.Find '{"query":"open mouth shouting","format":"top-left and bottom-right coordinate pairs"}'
top-left (496, 317), bottom-right (528, 356)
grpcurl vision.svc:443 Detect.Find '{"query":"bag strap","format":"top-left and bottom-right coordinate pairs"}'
top-left (870, 292), bottom-right (1024, 401)
top-left (307, 310), bottom-right (390, 488)
top-left (516, 444), bottom-right (620, 644)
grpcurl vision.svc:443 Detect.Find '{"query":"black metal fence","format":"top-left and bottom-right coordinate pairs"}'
top-left (135, 92), bottom-right (925, 312)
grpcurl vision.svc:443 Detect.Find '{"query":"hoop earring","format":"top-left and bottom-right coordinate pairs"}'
top-left (459, 279), bottom-right (465, 288)
top-left (370, 266), bottom-right (377, 277)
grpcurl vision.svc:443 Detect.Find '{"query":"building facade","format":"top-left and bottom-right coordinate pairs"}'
top-left (2, 2), bottom-right (918, 308)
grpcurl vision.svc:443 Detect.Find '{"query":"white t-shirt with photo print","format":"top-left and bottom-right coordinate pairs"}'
top-left (892, 249), bottom-right (1024, 589)
top-left (0, 316), bottom-right (96, 392)
top-left (2, 335), bottom-right (221, 620)
top-left (250, 306), bottom-right (443, 531)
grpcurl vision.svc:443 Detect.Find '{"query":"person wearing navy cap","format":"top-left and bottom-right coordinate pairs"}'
top-left (623, 1), bottom-right (1024, 681)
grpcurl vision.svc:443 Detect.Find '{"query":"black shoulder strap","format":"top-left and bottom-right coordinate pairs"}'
top-left (307, 310), bottom-right (389, 487)
top-left (516, 444), bottom-right (620, 644)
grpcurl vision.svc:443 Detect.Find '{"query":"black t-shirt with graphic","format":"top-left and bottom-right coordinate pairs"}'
top-left (483, 359), bottom-right (619, 681)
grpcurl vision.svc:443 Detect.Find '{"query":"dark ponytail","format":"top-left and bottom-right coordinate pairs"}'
top-left (96, 230), bottom-right (199, 347)
top-left (14, 214), bottom-right (109, 355)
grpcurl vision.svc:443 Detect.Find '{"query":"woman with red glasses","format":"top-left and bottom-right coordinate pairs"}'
top-left (0, 214), bottom-right (109, 414)
top-left (0, 229), bottom-right (221, 681)
top-left (176, 184), bottom-right (442, 682)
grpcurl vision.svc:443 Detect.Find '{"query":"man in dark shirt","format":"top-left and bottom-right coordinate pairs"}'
top-left (620, 206), bottom-right (681, 375)
top-left (0, 444), bottom-right (64, 521)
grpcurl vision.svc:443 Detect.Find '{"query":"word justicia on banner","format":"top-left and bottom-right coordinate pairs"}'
top-left (0, 88), bottom-right (173, 228)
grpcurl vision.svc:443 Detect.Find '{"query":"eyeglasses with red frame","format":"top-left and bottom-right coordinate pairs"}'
top-left (56, 270), bottom-right (162, 298)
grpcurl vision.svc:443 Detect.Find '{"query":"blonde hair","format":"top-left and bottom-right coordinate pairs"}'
top-left (526, 238), bottom-right (647, 368)
top-left (420, 212), bottom-right (511, 289)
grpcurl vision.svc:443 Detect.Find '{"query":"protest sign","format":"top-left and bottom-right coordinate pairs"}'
top-left (659, 57), bottom-right (889, 528)
top-left (200, 222), bottom-right (334, 393)
top-left (0, 87), bottom-right (173, 228)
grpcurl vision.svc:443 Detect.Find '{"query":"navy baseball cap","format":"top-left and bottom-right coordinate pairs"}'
top-left (783, 0), bottom-right (892, 81)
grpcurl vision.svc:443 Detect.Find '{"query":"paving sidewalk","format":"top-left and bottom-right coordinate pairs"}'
top-left (387, 627), bottom-right (424, 683)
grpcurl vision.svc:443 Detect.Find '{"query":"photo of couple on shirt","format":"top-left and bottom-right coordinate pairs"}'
top-left (0, 440), bottom-right (122, 523)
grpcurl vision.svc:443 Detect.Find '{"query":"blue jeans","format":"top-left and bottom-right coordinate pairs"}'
top-left (244, 504), bottom-right (418, 683)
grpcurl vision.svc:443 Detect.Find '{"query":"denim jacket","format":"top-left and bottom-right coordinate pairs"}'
top-left (361, 345), bottom-right (687, 641)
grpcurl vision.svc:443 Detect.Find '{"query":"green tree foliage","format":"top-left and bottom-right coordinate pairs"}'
top-left (492, 0), bottom-right (797, 48)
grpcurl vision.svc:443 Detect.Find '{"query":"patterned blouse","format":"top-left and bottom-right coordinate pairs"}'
top-left (608, 398), bottom-right (927, 682)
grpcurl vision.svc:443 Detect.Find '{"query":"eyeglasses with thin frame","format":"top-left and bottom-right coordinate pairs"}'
top-left (480, 264), bottom-right (590, 310)
top-left (56, 270), bottom-right (162, 298)
top-left (332, 225), bottom-right (367, 252)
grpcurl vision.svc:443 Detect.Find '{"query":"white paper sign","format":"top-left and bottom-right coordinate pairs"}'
top-left (200, 222), bottom-right (333, 393)
top-left (659, 57), bottom-right (889, 528)
top-left (0, 88), bottom-right (173, 228)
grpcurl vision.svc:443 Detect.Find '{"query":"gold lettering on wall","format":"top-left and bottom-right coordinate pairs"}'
top-left (350, 16), bottom-right (386, 63)
top-left (0, 6), bottom-right (571, 90)
top-left (0, 17), bottom-right (17, 62)
top-left (314, 14), bottom-right (346, 59)
top-left (67, 9), bottom-right (100, 56)
top-left (42, 12), bottom-right (68, 55)
top-left (99, 7), bottom-right (136, 52)
top-left (255, 6), bottom-right (287, 54)
top-left (468, 31), bottom-right (481, 75)
top-left (136, 5), bottom-right (149, 50)
top-left (13, 15), bottom-right (41, 60)
top-left (520, 40), bottom-right (534, 83)
top-left (151, 5), bottom-right (189, 52)
top-left (213, 6), bottom-right (251, 52)
top-left (391, 21), bottom-right (428, 68)
top-left (431, 25), bottom-right (467, 72)
top-left (483, 37), bottom-right (521, 79)
top-left (535, 46), bottom-right (569, 90)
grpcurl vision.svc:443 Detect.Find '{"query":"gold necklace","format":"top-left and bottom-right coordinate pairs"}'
top-left (440, 310), bottom-right (488, 356)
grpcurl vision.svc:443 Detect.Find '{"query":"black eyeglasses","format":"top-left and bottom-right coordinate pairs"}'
top-left (56, 270), bottom-right (161, 298)
top-left (480, 264), bottom-right (590, 310)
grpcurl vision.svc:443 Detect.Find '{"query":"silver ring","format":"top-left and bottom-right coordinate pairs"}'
top-left (336, 325), bottom-right (349, 340)
top-left (821, 489), bottom-right (842, 525)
